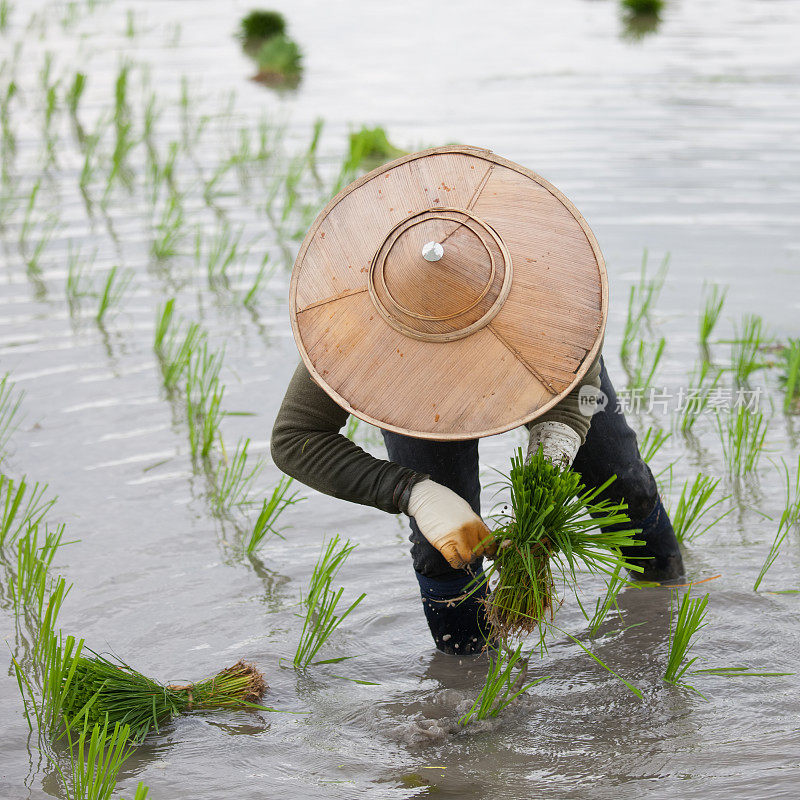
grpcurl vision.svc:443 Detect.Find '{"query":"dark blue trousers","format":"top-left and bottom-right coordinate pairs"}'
top-left (382, 357), bottom-right (683, 654)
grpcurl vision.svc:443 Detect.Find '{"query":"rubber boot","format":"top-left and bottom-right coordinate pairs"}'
top-left (415, 571), bottom-right (492, 655)
top-left (621, 495), bottom-right (684, 581)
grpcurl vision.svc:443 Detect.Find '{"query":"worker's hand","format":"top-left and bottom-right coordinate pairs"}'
top-left (406, 479), bottom-right (496, 569)
top-left (526, 421), bottom-right (582, 469)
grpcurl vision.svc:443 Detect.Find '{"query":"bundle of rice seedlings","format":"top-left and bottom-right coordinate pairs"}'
top-left (62, 650), bottom-right (268, 743)
top-left (476, 447), bottom-right (643, 639)
top-left (254, 35), bottom-right (303, 86)
top-left (237, 10), bottom-right (286, 53)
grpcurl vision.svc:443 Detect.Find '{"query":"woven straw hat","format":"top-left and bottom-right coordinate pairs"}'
top-left (289, 145), bottom-right (607, 440)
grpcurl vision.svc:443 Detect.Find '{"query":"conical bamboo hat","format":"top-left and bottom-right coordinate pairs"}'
top-left (289, 145), bottom-right (607, 440)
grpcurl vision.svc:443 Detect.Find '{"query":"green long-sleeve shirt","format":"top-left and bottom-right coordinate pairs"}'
top-left (270, 352), bottom-right (602, 515)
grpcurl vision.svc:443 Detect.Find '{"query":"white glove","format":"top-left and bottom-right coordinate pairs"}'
top-left (407, 479), bottom-right (496, 569)
top-left (526, 421), bottom-right (582, 469)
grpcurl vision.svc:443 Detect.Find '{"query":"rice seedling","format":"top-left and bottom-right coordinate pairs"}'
top-left (61, 649), bottom-right (268, 743)
top-left (699, 283), bottom-right (727, 351)
top-left (728, 314), bottom-right (769, 384)
top-left (716, 405), bottom-right (767, 476)
top-left (587, 562), bottom-right (627, 637)
top-left (473, 448), bottom-right (643, 639)
top-left (13, 632), bottom-right (84, 736)
top-left (245, 475), bottom-right (302, 554)
top-left (622, 0), bottom-right (664, 12)
top-left (126, 783), bottom-right (150, 800)
top-left (65, 243), bottom-right (94, 314)
top-left (103, 64), bottom-right (135, 196)
top-left (0, 474), bottom-right (57, 548)
top-left (626, 336), bottom-right (666, 391)
top-left (344, 126), bottom-right (407, 173)
top-left (664, 589), bottom-right (709, 696)
top-left (66, 71), bottom-right (86, 117)
top-left (691, 665), bottom-right (794, 679)
top-left (211, 438), bottom-right (263, 512)
top-left (55, 717), bottom-right (132, 800)
top-left (780, 338), bottom-right (800, 412)
top-left (0, 372), bottom-right (23, 458)
top-left (238, 10), bottom-right (286, 53)
top-left (753, 456), bottom-right (799, 591)
top-left (79, 122), bottom-right (103, 192)
top-left (302, 533), bottom-right (356, 611)
top-left (243, 256), bottom-right (272, 307)
top-left (669, 473), bottom-right (731, 543)
top-left (620, 0), bottom-right (663, 39)
top-left (197, 222), bottom-right (245, 290)
top-left (153, 300), bottom-right (204, 391)
top-left (95, 266), bottom-right (132, 324)
top-left (0, 1), bottom-right (11, 33)
top-left (458, 643), bottom-right (549, 725)
top-left (345, 415), bottom-right (360, 441)
top-left (677, 359), bottom-right (722, 435)
top-left (294, 535), bottom-right (365, 668)
top-left (620, 250), bottom-right (669, 367)
top-left (639, 427), bottom-right (670, 463)
top-left (35, 575), bottom-right (71, 658)
top-left (186, 343), bottom-right (225, 460)
top-left (151, 191), bottom-right (185, 260)
top-left (0, 79), bottom-right (17, 164)
top-left (9, 523), bottom-right (65, 613)
top-left (254, 35), bottom-right (303, 86)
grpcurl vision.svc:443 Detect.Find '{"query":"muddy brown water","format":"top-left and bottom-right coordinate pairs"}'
top-left (1, 1), bottom-right (799, 798)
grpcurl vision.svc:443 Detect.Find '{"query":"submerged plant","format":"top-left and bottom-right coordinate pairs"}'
top-left (246, 475), bottom-right (302, 554)
top-left (669, 473), bottom-right (731, 543)
top-left (459, 643), bottom-right (549, 725)
top-left (664, 589), bottom-right (709, 696)
top-left (62, 650), bottom-right (268, 743)
top-left (294, 535), bottom-right (365, 668)
top-left (474, 448), bottom-right (643, 639)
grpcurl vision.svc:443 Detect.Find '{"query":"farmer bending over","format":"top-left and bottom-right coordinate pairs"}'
top-left (271, 146), bottom-right (683, 655)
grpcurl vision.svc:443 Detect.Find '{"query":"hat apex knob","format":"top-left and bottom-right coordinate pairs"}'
top-left (422, 241), bottom-right (444, 262)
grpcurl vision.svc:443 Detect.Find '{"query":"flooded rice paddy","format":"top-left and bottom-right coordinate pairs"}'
top-left (1, 0), bottom-right (799, 798)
